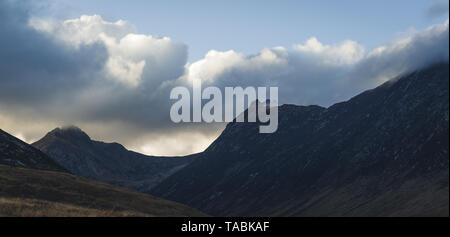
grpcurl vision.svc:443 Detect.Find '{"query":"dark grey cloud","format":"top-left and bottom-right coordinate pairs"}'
top-left (426, 0), bottom-right (449, 19)
top-left (0, 0), bottom-right (185, 126)
top-left (0, 0), bottom-right (206, 155)
top-left (0, 0), bottom-right (108, 108)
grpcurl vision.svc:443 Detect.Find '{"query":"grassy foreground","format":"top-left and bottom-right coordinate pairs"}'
top-left (0, 165), bottom-right (206, 217)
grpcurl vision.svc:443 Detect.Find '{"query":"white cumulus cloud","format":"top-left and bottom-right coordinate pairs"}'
top-left (30, 14), bottom-right (187, 87)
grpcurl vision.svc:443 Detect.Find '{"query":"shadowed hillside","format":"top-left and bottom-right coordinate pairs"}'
top-left (0, 164), bottom-right (206, 217)
top-left (33, 126), bottom-right (194, 192)
top-left (0, 129), bottom-right (67, 172)
top-left (152, 63), bottom-right (449, 216)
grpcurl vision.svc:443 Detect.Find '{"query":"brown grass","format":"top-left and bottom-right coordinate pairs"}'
top-left (0, 197), bottom-right (152, 217)
top-left (0, 165), bottom-right (207, 217)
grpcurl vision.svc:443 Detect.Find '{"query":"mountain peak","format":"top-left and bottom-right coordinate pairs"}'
top-left (32, 125), bottom-right (195, 192)
top-left (45, 126), bottom-right (92, 143)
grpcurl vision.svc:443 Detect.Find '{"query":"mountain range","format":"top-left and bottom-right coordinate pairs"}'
top-left (0, 128), bottom-right (205, 217)
top-left (1, 63), bottom-right (448, 216)
top-left (151, 63), bottom-right (449, 216)
top-left (32, 126), bottom-right (194, 192)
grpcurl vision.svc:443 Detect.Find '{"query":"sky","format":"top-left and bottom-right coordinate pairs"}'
top-left (0, 0), bottom-right (448, 156)
top-left (41, 0), bottom-right (449, 61)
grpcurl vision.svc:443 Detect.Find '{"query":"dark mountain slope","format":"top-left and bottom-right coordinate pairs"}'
top-left (0, 129), bottom-right (66, 172)
top-left (152, 63), bottom-right (449, 216)
top-left (0, 130), bottom-right (204, 216)
top-left (0, 164), bottom-right (206, 217)
top-left (32, 126), bottom-right (194, 192)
